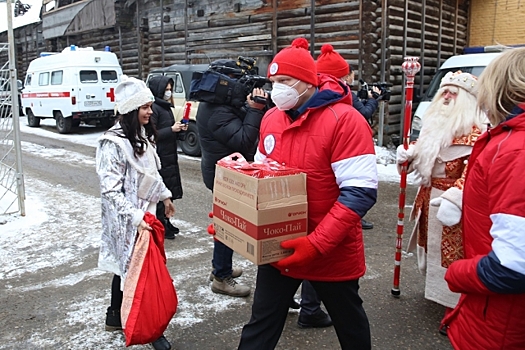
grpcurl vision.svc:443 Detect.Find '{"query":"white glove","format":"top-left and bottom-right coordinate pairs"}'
top-left (396, 144), bottom-right (415, 164)
top-left (430, 197), bottom-right (462, 227)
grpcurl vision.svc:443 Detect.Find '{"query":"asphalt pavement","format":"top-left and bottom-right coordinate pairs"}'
top-left (0, 127), bottom-right (454, 350)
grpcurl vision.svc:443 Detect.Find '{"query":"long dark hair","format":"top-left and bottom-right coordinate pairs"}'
top-left (115, 109), bottom-right (157, 158)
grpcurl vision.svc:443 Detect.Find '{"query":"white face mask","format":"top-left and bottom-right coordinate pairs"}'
top-left (163, 90), bottom-right (172, 100)
top-left (270, 80), bottom-right (307, 111)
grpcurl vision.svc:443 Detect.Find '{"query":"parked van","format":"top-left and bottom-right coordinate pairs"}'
top-left (146, 64), bottom-right (209, 157)
top-left (21, 45), bottom-right (122, 134)
top-left (410, 50), bottom-right (504, 140)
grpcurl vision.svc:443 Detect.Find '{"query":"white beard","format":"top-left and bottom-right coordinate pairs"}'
top-left (412, 89), bottom-right (484, 187)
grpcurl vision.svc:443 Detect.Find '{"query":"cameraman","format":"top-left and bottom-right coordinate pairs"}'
top-left (195, 59), bottom-right (268, 297)
top-left (347, 67), bottom-right (381, 124)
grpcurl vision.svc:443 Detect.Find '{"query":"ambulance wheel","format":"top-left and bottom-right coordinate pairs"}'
top-left (179, 122), bottom-right (201, 157)
top-left (27, 110), bottom-right (40, 127)
top-left (55, 111), bottom-right (72, 134)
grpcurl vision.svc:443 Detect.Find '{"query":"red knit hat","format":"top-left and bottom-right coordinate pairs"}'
top-left (267, 38), bottom-right (318, 86)
top-left (316, 44), bottom-right (349, 78)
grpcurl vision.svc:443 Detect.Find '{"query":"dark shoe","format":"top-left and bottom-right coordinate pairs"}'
top-left (289, 299), bottom-right (300, 309)
top-left (165, 229), bottom-right (176, 240)
top-left (361, 218), bottom-right (374, 230)
top-left (151, 335), bottom-right (171, 350)
top-left (297, 309), bottom-right (333, 328)
top-left (105, 307), bottom-right (122, 331)
top-left (439, 324), bottom-right (448, 336)
top-left (165, 220), bottom-right (179, 234)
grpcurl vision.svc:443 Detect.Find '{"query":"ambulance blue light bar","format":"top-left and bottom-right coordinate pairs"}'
top-left (464, 44), bottom-right (525, 54)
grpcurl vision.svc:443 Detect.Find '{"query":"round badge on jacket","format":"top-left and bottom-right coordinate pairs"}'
top-left (263, 134), bottom-right (276, 155)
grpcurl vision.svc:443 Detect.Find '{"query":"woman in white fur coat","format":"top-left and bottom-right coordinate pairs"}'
top-left (95, 76), bottom-right (175, 350)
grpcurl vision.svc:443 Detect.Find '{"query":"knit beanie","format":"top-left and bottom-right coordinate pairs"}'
top-left (316, 44), bottom-right (349, 78)
top-left (115, 75), bottom-right (155, 115)
top-left (267, 38), bottom-right (318, 86)
top-left (439, 71), bottom-right (478, 97)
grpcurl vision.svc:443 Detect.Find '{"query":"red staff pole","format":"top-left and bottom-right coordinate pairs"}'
top-left (392, 57), bottom-right (421, 297)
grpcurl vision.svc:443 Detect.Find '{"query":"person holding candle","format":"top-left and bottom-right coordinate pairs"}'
top-left (147, 75), bottom-right (188, 240)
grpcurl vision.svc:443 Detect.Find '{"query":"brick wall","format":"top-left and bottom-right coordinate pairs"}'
top-left (469, 0), bottom-right (525, 46)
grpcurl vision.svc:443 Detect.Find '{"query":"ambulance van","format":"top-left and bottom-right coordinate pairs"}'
top-left (21, 45), bottom-right (122, 134)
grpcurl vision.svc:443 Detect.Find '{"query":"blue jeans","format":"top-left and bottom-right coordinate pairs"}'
top-left (212, 240), bottom-right (234, 279)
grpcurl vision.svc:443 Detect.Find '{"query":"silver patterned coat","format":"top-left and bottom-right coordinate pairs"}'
top-left (96, 123), bottom-right (171, 286)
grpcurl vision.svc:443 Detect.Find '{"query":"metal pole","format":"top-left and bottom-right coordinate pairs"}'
top-left (310, 0), bottom-right (315, 57)
top-left (118, 26), bottom-right (123, 66)
top-left (6, 0), bottom-right (25, 216)
top-left (160, 0), bottom-right (164, 68)
top-left (392, 56), bottom-right (420, 297)
top-left (377, 101), bottom-right (385, 146)
top-left (419, 0), bottom-right (426, 97)
top-left (378, 0), bottom-right (388, 146)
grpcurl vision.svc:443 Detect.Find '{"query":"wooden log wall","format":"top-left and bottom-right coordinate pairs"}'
top-left (0, 0), bottom-right (469, 137)
top-left (385, 0), bottom-right (468, 134)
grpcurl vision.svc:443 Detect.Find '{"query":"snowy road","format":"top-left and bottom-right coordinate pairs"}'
top-left (0, 118), bottom-right (451, 350)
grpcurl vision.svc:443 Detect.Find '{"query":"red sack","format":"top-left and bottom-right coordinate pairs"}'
top-left (121, 212), bottom-right (178, 347)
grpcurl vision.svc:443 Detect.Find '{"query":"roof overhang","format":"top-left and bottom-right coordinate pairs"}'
top-left (42, 0), bottom-right (115, 39)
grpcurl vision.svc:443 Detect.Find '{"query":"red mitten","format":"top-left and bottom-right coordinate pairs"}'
top-left (208, 212), bottom-right (213, 218)
top-left (207, 223), bottom-right (215, 235)
top-left (276, 236), bottom-right (319, 268)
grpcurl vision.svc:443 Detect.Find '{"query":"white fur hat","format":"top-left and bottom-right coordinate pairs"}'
top-left (440, 71), bottom-right (477, 96)
top-left (115, 75), bottom-right (154, 115)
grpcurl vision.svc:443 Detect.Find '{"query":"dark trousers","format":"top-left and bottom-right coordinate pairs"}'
top-left (300, 280), bottom-right (322, 316)
top-left (110, 275), bottom-right (123, 310)
top-left (156, 201), bottom-right (167, 226)
top-left (238, 265), bottom-right (371, 350)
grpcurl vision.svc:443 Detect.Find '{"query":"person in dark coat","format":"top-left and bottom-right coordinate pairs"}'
top-left (147, 75), bottom-right (187, 239)
top-left (316, 45), bottom-right (379, 230)
top-left (196, 59), bottom-right (268, 297)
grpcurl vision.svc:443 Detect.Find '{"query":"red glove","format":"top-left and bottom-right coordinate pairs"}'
top-left (276, 236), bottom-right (319, 268)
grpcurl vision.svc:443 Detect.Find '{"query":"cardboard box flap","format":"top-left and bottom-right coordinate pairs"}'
top-left (214, 165), bottom-right (306, 208)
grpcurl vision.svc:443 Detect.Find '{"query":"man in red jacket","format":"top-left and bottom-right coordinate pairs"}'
top-left (237, 38), bottom-right (378, 350)
top-left (442, 48), bottom-right (525, 349)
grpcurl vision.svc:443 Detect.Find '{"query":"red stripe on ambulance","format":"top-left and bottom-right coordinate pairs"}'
top-left (22, 92), bottom-right (71, 98)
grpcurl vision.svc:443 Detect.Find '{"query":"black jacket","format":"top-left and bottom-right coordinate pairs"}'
top-left (196, 101), bottom-right (264, 191)
top-left (351, 91), bottom-right (379, 123)
top-left (147, 75), bottom-right (183, 199)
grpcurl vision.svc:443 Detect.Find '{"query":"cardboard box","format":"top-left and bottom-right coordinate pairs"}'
top-left (213, 164), bottom-right (308, 264)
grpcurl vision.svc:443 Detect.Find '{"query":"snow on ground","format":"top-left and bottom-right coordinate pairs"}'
top-left (0, 118), bottom-right (418, 347)
top-left (3, 117), bottom-right (416, 276)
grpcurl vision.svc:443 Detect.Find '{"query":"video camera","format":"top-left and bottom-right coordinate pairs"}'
top-left (357, 79), bottom-right (392, 102)
top-left (189, 56), bottom-right (271, 108)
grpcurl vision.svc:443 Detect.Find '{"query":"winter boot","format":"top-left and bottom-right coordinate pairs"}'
top-left (151, 335), bottom-right (171, 350)
top-left (211, 276), bottom-right (251, 297)
top-left (164, 219), bottom-right (177, 240)
top-left (105, 307), bottom-right (122, 331)
top-left (165, 219), bottom-right (179, 234)
top-left (209, 267), bottom-right (243, 281)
